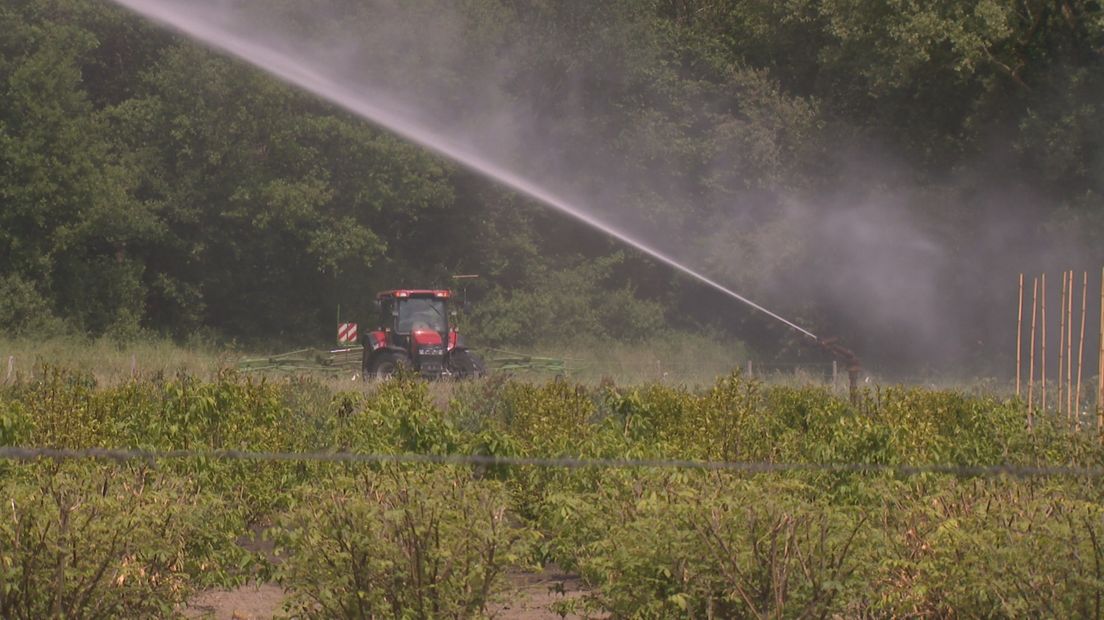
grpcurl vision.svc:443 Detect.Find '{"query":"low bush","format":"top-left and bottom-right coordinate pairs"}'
top-left (0, 463), bottom-right (251, 619)
top-left (1, 367), bottom-right (1102, 617)
top-left (273, 467), bottom-right (532, 619)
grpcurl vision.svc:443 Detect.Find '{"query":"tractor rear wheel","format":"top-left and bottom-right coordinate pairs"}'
top-left (367, 351), bottom-right (409, 380)
top-left (448, 349), bottom-right (486, 379)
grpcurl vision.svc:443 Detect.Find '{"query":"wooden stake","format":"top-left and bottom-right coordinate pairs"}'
top-left (1077, 271), bottom-right (1087, 427)
top-left (1029, 277), bottom-right (1038, 426)
top-left (1098, 267), bottom-right (1103, 434)
top-left (1042, 272), bottom-right (1047, 415)
top-left (1017, 273), bottom-right (1024, 398)
top-left (1068, 270), bottom-right (1074, 422)
top-left (1059, 271), bottom-right (1066, 417)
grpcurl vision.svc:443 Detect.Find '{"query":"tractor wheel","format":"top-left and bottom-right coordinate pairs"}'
top-left (367, 352), bottom-right (409, 380)
top-left (448, 349), bottom-right (486, 379)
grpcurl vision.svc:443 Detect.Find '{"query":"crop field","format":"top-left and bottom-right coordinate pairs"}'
top-left (5, 0), bottom-right (1103, 616)
top-left (2, 362), bottom-right (1103, 619)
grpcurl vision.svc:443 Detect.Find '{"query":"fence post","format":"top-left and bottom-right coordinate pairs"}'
top-left (5, 356), bottom-right (13, 383)
top-left (1042, 272), bottom-right (1047, 416)
top-left (832, 360), bottom-right (838, 391)
top-left (1059, 270), bottom-right (1066, 417)
top-left (746, 360), bottom-right (753, 378)
top-left (1077, 271), bottom-right (1087, 427)
top-left (1098, 267), bottom-right (1103, 435)
top-left (1017, 273), bottom-right (1024, 398)
top-left (1068, 269), bottom-right (1074, 422)
top-left (1029, 277), bottom-right (1038, 429)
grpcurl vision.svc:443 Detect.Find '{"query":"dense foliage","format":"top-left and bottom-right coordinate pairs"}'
top-left (2, 369), bottom-right (1104, 616)
top-left (1, 0), bottom-right (1101, 368)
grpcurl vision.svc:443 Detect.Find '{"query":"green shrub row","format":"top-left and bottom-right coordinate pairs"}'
top-left (1, 368), bottom-right (1102, 617)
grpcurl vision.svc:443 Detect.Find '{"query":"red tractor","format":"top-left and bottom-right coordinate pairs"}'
top-left (361, 289), bottom-right (486, 380)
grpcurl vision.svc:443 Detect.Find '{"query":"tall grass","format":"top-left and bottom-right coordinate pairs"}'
top-left (497, 332), bottom-right (756, 386)
top-left (2, 331), bottom-right (1028, 397)
top-left (1, 332), bottom-right (758, 387)
top-left (0, 336), bottom-right (226, 384)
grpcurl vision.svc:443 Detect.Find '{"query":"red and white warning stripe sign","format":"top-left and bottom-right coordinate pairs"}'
top-left (337, 323), bottom-right (358, 344)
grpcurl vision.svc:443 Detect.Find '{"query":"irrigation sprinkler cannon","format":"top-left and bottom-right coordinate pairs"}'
top-left (817, 337), bottom-right (861, 405)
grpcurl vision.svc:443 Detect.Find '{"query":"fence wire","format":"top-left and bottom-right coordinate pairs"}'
top-left (1, 446), bottom-right (1103, 478)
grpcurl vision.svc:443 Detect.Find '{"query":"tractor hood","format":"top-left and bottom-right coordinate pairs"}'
top-left (411, 329), bottom-right (444, 347)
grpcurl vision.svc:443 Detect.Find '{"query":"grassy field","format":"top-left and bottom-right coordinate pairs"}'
top-left (0, 333), bottom-right (754, 387)
top-left (0, 336), bottom-right (227, 383)
top-left (0, 332), bottom-right (849, 388)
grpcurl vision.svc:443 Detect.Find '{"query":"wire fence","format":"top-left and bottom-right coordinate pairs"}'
top-left (2, 446), bottom-right (1103, 479)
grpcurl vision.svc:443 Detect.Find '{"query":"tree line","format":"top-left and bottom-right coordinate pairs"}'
top-left (1, 0), bottom-right (1100, 368)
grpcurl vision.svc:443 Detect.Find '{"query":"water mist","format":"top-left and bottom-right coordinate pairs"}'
top-left (106, 0), bottom-right (819, 341)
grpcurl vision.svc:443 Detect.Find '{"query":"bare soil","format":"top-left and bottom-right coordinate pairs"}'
top-left (182, 567), bottom-right (593, 619)
top-left (488, 567), bottom-right (592, 619)
top-left (184, 584), bottom-right (285, 620)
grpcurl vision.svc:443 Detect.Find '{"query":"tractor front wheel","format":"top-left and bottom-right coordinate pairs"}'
top-left (448, 349), bottom-right (486, 379)
top-left (367, 351), bottom-right (409, 380)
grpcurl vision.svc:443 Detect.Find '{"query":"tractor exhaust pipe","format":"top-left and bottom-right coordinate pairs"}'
top-left (817, 337), bottom-right (861, 406)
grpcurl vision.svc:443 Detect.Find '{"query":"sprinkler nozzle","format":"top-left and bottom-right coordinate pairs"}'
top-left (817, 337), bottom-right (862, 405)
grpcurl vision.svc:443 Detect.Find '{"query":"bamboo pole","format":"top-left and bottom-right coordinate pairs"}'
top-left (1029, 276), bottom-right (1038, 426)
top-left (1098, 267), bottom-right (1103, 434)
top-left (1042, 273), bottom-right (1048, 415)
top-left (1068, 270), bottom-right (1075, 422)
top-left (1017, 273), bottom-right (1024, 398)
top-left (1059, 271), bottom-right (1066, 417)
top-left (1077, 271), bottom-right (1087, 427)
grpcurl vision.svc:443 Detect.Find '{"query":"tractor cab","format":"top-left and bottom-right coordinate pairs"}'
top-left (377, 290), bottom-right (451, 345)
top-left (362, 289), bottom-right (484, 380)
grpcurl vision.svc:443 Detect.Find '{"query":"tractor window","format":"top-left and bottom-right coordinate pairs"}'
top-left (396, 298), bottom-right (447, 333)
top-left (378, 299), bottom-right (395, 329)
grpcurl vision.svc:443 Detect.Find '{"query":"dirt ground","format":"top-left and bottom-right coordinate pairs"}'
top-left (488, 568), bottom-right (591, 619)
top-left (185, 584), bottom-right (285, 620)
top-left (183, 567), bottom-right (593, 619)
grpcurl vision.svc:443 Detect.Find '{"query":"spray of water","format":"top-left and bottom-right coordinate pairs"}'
top-left (108, 0), bottom-right (818, 341)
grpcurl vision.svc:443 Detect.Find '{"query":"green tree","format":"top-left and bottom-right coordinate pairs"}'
top-left (0, 0), bottom-right (156, 336)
